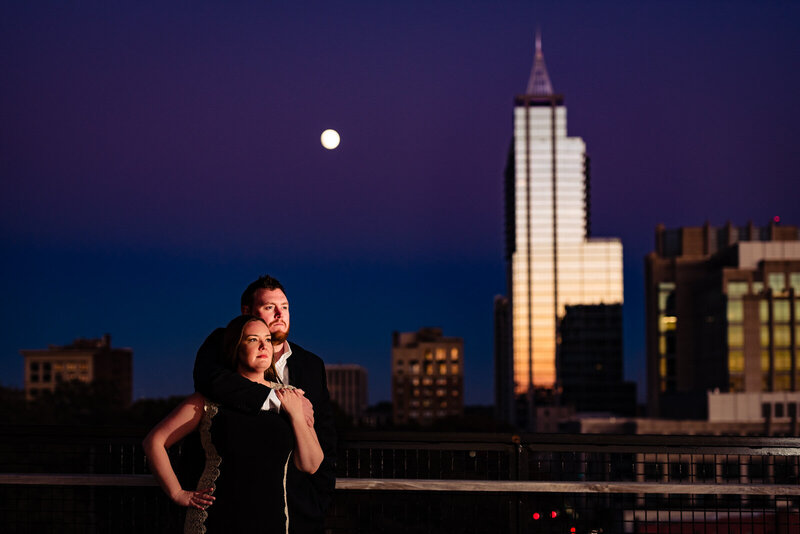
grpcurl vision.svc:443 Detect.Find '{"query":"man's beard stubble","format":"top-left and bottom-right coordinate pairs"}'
top-left (270, 323), bottom-right (289, 345)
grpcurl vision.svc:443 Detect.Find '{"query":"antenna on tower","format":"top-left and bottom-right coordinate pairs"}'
top-left (526, 28), bottom-right (554, 96)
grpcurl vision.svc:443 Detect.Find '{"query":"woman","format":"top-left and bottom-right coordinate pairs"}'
top-left (143, 315), bottom-right (323, 533)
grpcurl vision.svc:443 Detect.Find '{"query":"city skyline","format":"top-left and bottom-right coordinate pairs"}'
top-left (1, 1), bottom-right (798, 404)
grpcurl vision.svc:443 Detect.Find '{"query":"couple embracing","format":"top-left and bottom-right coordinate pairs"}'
top-left (144, 275), bottom-right (336, 534)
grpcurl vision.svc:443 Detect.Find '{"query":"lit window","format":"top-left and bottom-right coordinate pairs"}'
top-left (435, 348), bottom-right (446, 361)
top-left (727, 300), bottom-right (743, 322)
top-left (727, 325), bottom-right (744, 347)
top-left (727, 281), bottom-right (748, 297)
top-left (450, 348), bottom-right (459, 361)
top-left (761, 350), bottom-right (770, 372)
top-left (773, 300), bottom-right (790, 323)
top-left (728, 350), bottom-right (744, 373)
top-left (790, 273), bottom-right (800, 292)
top-left (775, 325), bottom-right (791, 347)
top-left (775, 349), bottom-right (791, 371)
top-left (768, 273), bottom-right (786, 293)
top-left (760, 326), bottom-right (770, 347)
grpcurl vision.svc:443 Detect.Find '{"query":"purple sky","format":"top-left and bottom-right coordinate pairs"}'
top-left (2, 1), bottom-right (798, 405)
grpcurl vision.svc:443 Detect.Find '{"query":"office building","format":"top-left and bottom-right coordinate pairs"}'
top-left (496, 34), bottom-right (623, 428)
top-left (392, 327), bottom-right (463, 426)
top-left (645, 221), bottom-right (800, 418)
top-left (20, 334), bottom-right (133, 405)
top-left (559, 303), bottom-right (636, 416)
top-left (325, 363), bottom-right (368, 423)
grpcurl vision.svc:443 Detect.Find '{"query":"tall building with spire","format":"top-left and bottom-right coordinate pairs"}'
top-left (495, 35), bottom-right (624, 428)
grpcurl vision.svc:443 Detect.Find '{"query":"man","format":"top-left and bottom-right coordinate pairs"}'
top-left (193, 275), bottom-right (336, 534)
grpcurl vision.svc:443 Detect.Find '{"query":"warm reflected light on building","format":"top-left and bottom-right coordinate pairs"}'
top-left (496, 33), bottom-right (623, 427)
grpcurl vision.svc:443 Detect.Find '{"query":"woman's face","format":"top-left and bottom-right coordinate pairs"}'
top-left (238, 320), bottom-right (273, 373)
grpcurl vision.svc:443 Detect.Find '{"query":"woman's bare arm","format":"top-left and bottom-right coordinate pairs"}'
top-left (277, 389), bottom-right (324, 473)
top-left (142, 393), bottom-right (216, 509)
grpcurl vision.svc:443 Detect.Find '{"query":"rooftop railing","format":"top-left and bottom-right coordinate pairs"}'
top-left (1, 426), bottom-right (799, 533)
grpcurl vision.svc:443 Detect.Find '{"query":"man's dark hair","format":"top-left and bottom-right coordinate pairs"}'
top-left (240, 275), bottom-right (286, 309)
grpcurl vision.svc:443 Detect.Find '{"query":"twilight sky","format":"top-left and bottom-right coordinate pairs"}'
top-left (1, 1), bottom-right (798, 405)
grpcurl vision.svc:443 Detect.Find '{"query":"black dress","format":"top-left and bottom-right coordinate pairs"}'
top-left (185, 401), bottom-right (294, 534)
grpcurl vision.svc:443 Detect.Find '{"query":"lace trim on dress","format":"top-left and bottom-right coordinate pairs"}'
top-left (184, 401), bottom-right (221, 534)
top-left (282, 451), bottom-right (292, 534)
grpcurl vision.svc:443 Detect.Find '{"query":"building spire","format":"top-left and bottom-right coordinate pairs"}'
top-left (526, 29), bottom-right (554, 96)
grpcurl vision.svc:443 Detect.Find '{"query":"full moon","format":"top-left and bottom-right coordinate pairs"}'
top-left (320, 129), bottom-right (340, 150)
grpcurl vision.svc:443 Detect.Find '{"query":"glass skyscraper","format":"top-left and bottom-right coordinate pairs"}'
top-left (498, 36), bottom-right (623, 425)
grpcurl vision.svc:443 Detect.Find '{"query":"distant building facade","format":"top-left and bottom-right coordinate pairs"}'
top-left (559, 303), bottom-right (636, 416)
top-left (645, 221), bottom-right (800, 419)
top-left (325, 364), bottom-right (368, 423)
top-left (392, 328), bottom-right (463, 426)
top-left (495, 35), bottom-right (623, 429)
top-left (20, 334), bottom-right (132, 405)
top-left (493, 295), bottom-right (513, 423)
top-left (565, 390), bottom-right (800, 437)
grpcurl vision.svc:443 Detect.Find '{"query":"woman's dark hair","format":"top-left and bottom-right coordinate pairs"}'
top-left (222, 315), bottom-right (277, 381)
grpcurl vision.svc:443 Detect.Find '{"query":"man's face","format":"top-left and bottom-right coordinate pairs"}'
top-left (243, 288), bottom-right (290, 345)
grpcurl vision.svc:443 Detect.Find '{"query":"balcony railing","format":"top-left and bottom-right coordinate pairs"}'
top-left (1, 426), bottom-right (799, 533)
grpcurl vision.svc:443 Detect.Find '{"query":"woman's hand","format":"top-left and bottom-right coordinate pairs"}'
top-left (277, 388), bottom-right (313, 425)
top-left (278, 388), bottom-right (324, 474)
top-left (172, 487), bottom-right (215, 510)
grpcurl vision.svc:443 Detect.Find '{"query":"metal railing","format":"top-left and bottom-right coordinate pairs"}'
top-left (1, 426), bottom-right (799, 533)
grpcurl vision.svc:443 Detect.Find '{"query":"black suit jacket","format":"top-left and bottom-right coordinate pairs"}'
top-left (193, 329), bottom-right (336, 534)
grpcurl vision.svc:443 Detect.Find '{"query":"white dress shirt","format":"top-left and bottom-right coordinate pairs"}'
top-left (261, 342), bottom-right (292, 412)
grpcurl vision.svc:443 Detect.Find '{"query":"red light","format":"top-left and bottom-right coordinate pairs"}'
top-left (774, 215), bottom-right (781, 223)
top-left (532, 512), bottom-right (540, 520)
top-left (551, 510), bottom-right (558, 519)
top-left (570, 528), bottom-right (576, 533)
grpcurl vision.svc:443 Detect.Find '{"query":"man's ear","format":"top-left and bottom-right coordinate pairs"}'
top-left (241, 305), bottom-right (250, 315)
